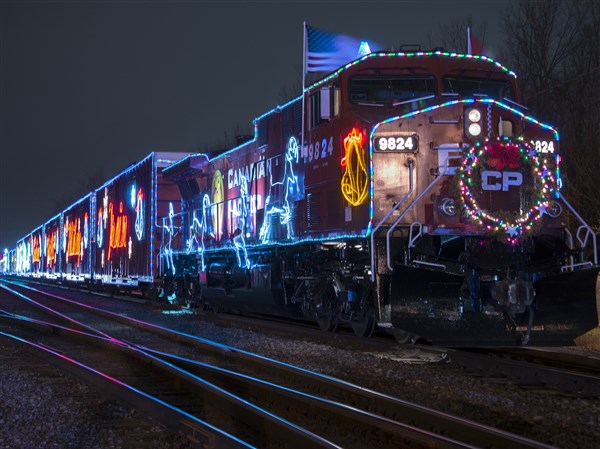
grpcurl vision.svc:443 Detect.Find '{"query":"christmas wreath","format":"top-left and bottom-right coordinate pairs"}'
top-left (456, 136), bottom-right (556, 241)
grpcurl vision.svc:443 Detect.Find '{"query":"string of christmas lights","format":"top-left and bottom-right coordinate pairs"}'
top-left (457, 136), bottom-right (557, 242)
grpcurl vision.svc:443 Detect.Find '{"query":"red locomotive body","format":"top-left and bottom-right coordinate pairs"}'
top-left (163, 51), bottom-right (598, 345)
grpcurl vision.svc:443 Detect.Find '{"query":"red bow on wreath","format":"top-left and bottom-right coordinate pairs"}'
top-left (486, 142), bottom-right (520, 170)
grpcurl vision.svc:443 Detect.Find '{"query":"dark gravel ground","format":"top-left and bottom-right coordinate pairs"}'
top-left (1, 290), bottom-right (599, 449)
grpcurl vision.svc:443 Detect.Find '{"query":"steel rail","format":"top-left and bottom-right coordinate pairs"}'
top-left (449, 347), bottom-right (600, 397)
top-left (2, 280), bottom-right (559, 449)
top-left (0, 310), bottom-right (531, 449)
top-left (0, 329), bottom-right (252, 449)
top-left (0, 290), bottom-right (341, 449)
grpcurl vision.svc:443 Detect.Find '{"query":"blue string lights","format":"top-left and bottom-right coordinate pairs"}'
top-left (13, 51), bottom-right (565, 279)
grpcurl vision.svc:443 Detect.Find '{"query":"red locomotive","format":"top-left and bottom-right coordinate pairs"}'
top-left (7, 50), bottom-right (599, 345)
top-left (162, 50), bottom-right (599, 345)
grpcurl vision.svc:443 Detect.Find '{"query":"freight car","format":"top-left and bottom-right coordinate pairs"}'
top-left (1, 248), bottom-right (15, 274)
top-left (12, 152), bottom-right (188, 294)
top-left (91, 152), bottom-right (186, 291)
top-left (161, 50), bottom-right (599, 345)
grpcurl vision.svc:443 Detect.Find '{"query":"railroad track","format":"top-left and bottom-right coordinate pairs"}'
top-left (188, 302), bottom-right (600, 399)
top-left (203, 294), bottom-right (600, 400)
top-left (448, 346), bottom-right (600, 398)
top-left (0, 279), bottom-right (559, 449)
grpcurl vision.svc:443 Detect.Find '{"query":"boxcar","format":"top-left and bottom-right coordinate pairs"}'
top-left (42, 213), bottom-right (62, 278)
top-left (61, 194), bottom-right (93, 282)
top-left (92, 152), bottom-right (188, 291)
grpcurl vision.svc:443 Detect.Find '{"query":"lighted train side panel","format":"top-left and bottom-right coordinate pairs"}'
top-left (30, 226), bottom-right (44, 276)
top-left (92, 153), bottom-right (186, 287)
top-left (14, 228), bottom-right (43, 276)
top-left (164, 97), bottom-right (366, 249)
top-left (42, 214), bottom-right (62, 278)
top-left (15, 236), bottom-right (31, 274)
top-left (1, 249), bottom-right (16, 274)
top-left (60, 194), bottom-right (93, 281)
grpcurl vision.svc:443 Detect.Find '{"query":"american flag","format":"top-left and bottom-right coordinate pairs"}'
top-left (305, 25), bottom-right (372, 73)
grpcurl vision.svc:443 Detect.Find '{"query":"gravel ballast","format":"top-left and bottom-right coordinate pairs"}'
top-left (1, 296), bottom-right (599, 449)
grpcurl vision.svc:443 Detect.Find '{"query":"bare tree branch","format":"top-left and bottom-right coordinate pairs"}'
top-left (502, 0), bottom-right (600, 232)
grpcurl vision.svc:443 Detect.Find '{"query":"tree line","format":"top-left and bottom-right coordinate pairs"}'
top-left (433, 0), bottom-right (599, 233)
top-left (502, 0), bottom-right (600, 233)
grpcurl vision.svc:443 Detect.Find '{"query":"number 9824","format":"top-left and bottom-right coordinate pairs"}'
top-left (376, 135), bottom-right (417, 152)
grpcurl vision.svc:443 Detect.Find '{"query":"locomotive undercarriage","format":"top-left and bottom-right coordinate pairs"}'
top-left (162, 226), bottom-right (598, 345)
top-left (386, 228), bottom-right (600, 345)
top-left (281, 241), bottom-right (376, 337)
top-left (163, 240), bottom-right (378, 336)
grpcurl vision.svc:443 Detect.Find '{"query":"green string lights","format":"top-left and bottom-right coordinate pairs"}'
top-left (457, 136), bottom-right (557, 242)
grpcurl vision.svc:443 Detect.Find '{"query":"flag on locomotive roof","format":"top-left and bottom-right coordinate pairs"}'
top-left (467, 26), bottom-right (487, 56)
top-left (304, 24), bottom-right (374, 73)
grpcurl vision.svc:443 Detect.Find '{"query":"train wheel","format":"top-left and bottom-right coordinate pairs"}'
top-left (351, 310), bottom-right (375, 338)
top-left (182, 276), bottom-right (200, 308)
top-left (316, 283), bottom-right (338, 332)
top-left (317, 313), bottom-right (337, 332)
top-left (393, 328), bottom-right (418, 344)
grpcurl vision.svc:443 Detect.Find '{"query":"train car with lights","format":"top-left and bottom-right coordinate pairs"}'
top-left (11, 152), bottom-right (188, 294)
top-left (1, 249), bottom-right (16, 275)
top-left (163, 50), bottom-right (599, 345)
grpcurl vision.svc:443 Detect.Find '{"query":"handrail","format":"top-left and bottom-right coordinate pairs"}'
top-left (407, 222), bottom-right (423, 261)
top-left (559, 194), bottom-right (598, 267)
top-left (561, 261), bottom-right (593, 273)
top-left (576, 225), bottom-right (592, 250)
top-left (564, 228), bottom-right (575, 269)
top-left (386, 155), bottom-right (463, 272)
top-left (429, 117), bottom-right (461, 125)
top-left (413, 260), bottom-right (447, 270)
top-left (369, 160), bottom-right (414, 282)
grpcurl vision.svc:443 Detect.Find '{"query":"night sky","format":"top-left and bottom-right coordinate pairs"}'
top-left (1, 0), bottom-right (515, 250)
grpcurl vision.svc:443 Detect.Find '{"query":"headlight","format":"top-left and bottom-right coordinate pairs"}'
top-left (468, 123), bottom-right (482, 136)
top-left (468, 109), bottom-right (481, 122)
top-left (465, 108), bottom-right (483, 138)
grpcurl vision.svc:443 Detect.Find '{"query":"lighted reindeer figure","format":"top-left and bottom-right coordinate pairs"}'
top-left (186, 209), bottom-right (201, 254)
top-left (233, 175), bottom-right (250, 268)
top-left (259, 136), bottom-right (299, 243)
top-left (162, 203), bottom-right (177, 276)
top-left (198, 194), bottom-right (213, 271)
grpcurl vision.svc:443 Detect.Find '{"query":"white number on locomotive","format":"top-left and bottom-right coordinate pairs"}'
top-left (307, 136), bottom-right (334, 162)
top-left (530, 140), bottom-right (555, 154)
top-left (376, 135), bottom-right (418, 152)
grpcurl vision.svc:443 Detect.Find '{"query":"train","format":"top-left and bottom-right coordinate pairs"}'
top-left (8, 153), bottom-right (188, 294)
top-left (4, 49), bottom-right (599, 346)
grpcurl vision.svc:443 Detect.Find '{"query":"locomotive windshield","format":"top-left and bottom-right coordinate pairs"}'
top-left (349, 75), bottom-right (436, 105)
top-left (442, 76), bottom-right (513, 99)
